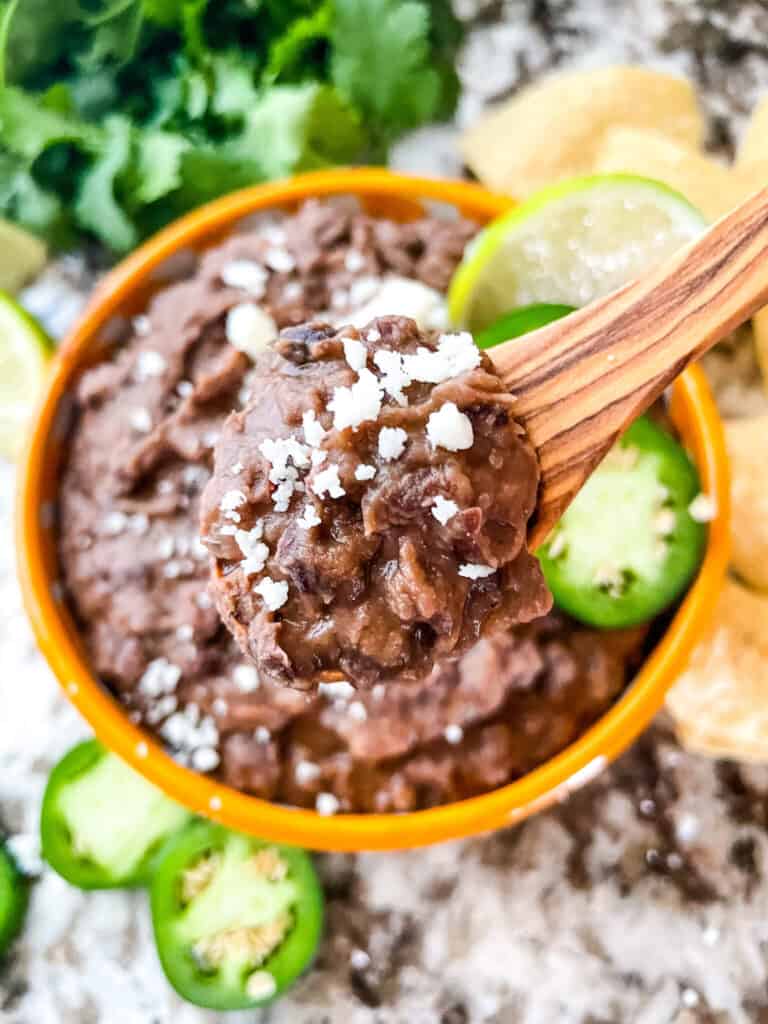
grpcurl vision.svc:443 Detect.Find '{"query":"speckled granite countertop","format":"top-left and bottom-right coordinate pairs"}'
top-left (4, 3), bottom-right (768, 1022)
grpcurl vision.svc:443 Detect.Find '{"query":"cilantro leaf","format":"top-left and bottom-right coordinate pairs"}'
top-left (132, 128), bottom-right (189, 203)
top-left (233, 82), bottom-right (363, 179)
top-left (0, 86), bottom-right (101, 160)
top-left (263, 2), bottom-right (332, 85)
top-left (330, 0), bottom-right (441, 149)
top-left (0, 0), bottom-right (81, 84)
top-left (74, 115), bottom-right (137, 251)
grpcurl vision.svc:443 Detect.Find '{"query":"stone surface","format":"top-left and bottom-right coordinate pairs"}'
top-left (5, 2), bottom-right (768, 1022)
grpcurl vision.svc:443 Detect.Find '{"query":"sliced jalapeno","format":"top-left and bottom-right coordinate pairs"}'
top-left (538, 415), bottom-right (707, 629)
top-left (41, 739), bottom-right (190, 889)
top-left (150, 821), bottom-right (323, 1010)
top-left (475, 303), bottom-right (575, 348)
top-left (0, 844), bottom-right (27, 956)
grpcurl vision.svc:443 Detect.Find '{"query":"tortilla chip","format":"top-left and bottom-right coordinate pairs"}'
top-left (462, 66), bottom-right (705, 196)
top-left (724, 415), bottom-right (768, 591)
top-left (593, 127), bottom-right (743, 220)
top-left (736, 93), bottom-right (768, 170)
top-left (667, 578), bottom-right (768, 762)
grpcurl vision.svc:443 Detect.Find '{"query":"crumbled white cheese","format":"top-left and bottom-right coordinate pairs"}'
top-left (129, 407), bottom-right (152, 433)
top-left (219, 489), bottom-right (247, 523)
top-left (328, 367), bottom-right (383, 431)
top-left (315, 792), bottom-right (341, 816)
top-left (355, 463), bottom-right (376, 481)
top-left (129, 513), bottom-right (150, 536)
top-left (176, 380), bottom-right (194, 398)
top-left (689, 493), bottom-right (716, 522)
top-left (220, 259), bottom-right (268, 297)
top-left (348, 276), bottom-right (381, 307)
top-left (311, 449), bottom-right (327, 467)
top-left (136, 349), bottom-right (167, 379)
top-left (211, 697), bottom-right (229, 717)
top-left (373, 348), bottom-right (411, 405)
top-left (343, 337), bottom-right (367, 372)
top-left (444, 723), bottom-right (464, 745)
top-left (230, 460), bottom-right (244, 475)
top-left (272, 478), bottom-right (295, 513)
top-left (264, 246), bottom-right (296, 273)
top-left (176, 624), bottom-right (194, 642)
top-left (432, 496), bottom-right (459, 525)
top-left (254, 577), bottom-right (289, 612)
top-left (262, 223), bottom-right (287, 246)
top-left (297, 504), bottom-right (322, 529)
top-left (235, 525), bottom-right (269, 576)
top-left (295, 760), bottom-right (321, 785)
top-left (157, 535), bottom-right (176, 559)
top-left (331, 287), bottom-right (349, 309)
top-left (344, 275), bottom-right (447, 330)
top-left (426, 403), bottom-right (474, 451)
top-left (225, 302), bottom-right (277, 359)
top-left (318, 680), bottom-right (355, 701)
top-left (378, 426), bottom-right (408, 461)
top-left (350, 949), bottom-right (371, 970)
top-left (312, 465), bottom-right (345, 500)
top-left (196, 592), bottom-right (213, 609)
top-left (404, 331), bottom-right (480, 384)
top-left (192, 747), bottom-right (220, 772)
top-left (302, 409), bottom-right (326, 447)
top-left (145, 695), bottom-right (178, 725)
top-left (139, 658), bottom-right (182, 697)
top-left (132, 314), bottom-right (151, 336)
top-left (233, 664), bottom-right (260, 692)
top-left (259, 437), bottom-right (311, 479)
top-left (254, 725), bottom-right (271, 744)
top-left (347, 701), bottom-right (367, 722)
top-left (344, 249), bottom-right (366, 273)
top-left (259, 436), bottom-right (310, 511)
top-left (366, 328), bottom-right (381, 343)
top-left (458, 563), bottom-right (496, 580)
top-left (283, 281), bottom-right (302, 302)
top-left (102, 511), bottom-right (128, 535)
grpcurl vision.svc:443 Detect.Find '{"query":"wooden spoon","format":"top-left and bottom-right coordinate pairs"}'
top-left (489, 187), bottom-right (768, 549)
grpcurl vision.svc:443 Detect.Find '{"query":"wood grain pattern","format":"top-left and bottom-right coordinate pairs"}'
top-left (489, 187), bottom-right (768, 548)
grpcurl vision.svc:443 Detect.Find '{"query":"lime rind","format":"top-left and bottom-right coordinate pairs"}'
top-left (0, 290), bottom-right (53, 459)
top-left (449, 173), bottom-right (707, 332)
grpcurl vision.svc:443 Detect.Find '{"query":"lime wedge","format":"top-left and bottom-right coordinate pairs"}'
top-left (0, 220), bottom-right (47, 294)
top-left (0, 292), bottom-right (53, 459)
top-left (449, 174), bottom-right (707, 332)
top-left (476, 303), bottom-right (575, 349)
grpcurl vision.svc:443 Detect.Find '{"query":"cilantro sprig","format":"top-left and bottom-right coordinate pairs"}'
top-left (0, 0), bottom-right (462, 251)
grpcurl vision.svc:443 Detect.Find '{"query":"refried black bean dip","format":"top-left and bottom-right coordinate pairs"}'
top-left (200, 317), bottom-right (550, 691)
top-left (58, 199), bottom-right (647, 814)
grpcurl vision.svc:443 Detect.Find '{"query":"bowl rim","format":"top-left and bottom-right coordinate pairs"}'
top-left (16, 167), bottom-right (731, 851)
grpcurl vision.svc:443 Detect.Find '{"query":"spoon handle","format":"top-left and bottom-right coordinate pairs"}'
top-left (489, 186), bottom-right (768, 548)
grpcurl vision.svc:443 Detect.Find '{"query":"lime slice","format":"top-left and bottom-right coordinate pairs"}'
top-left (0, 220), bottom-right (47, 294)
top-left (0, 292), bottom-right (53, 460)
top-left (476, 303), bottom-right (575, 349)
top-left (449, 174), bottom-right (707, 332)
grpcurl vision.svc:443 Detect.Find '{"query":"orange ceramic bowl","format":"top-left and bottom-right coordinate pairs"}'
top-left (17, 169), bottom-right (730, 851)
